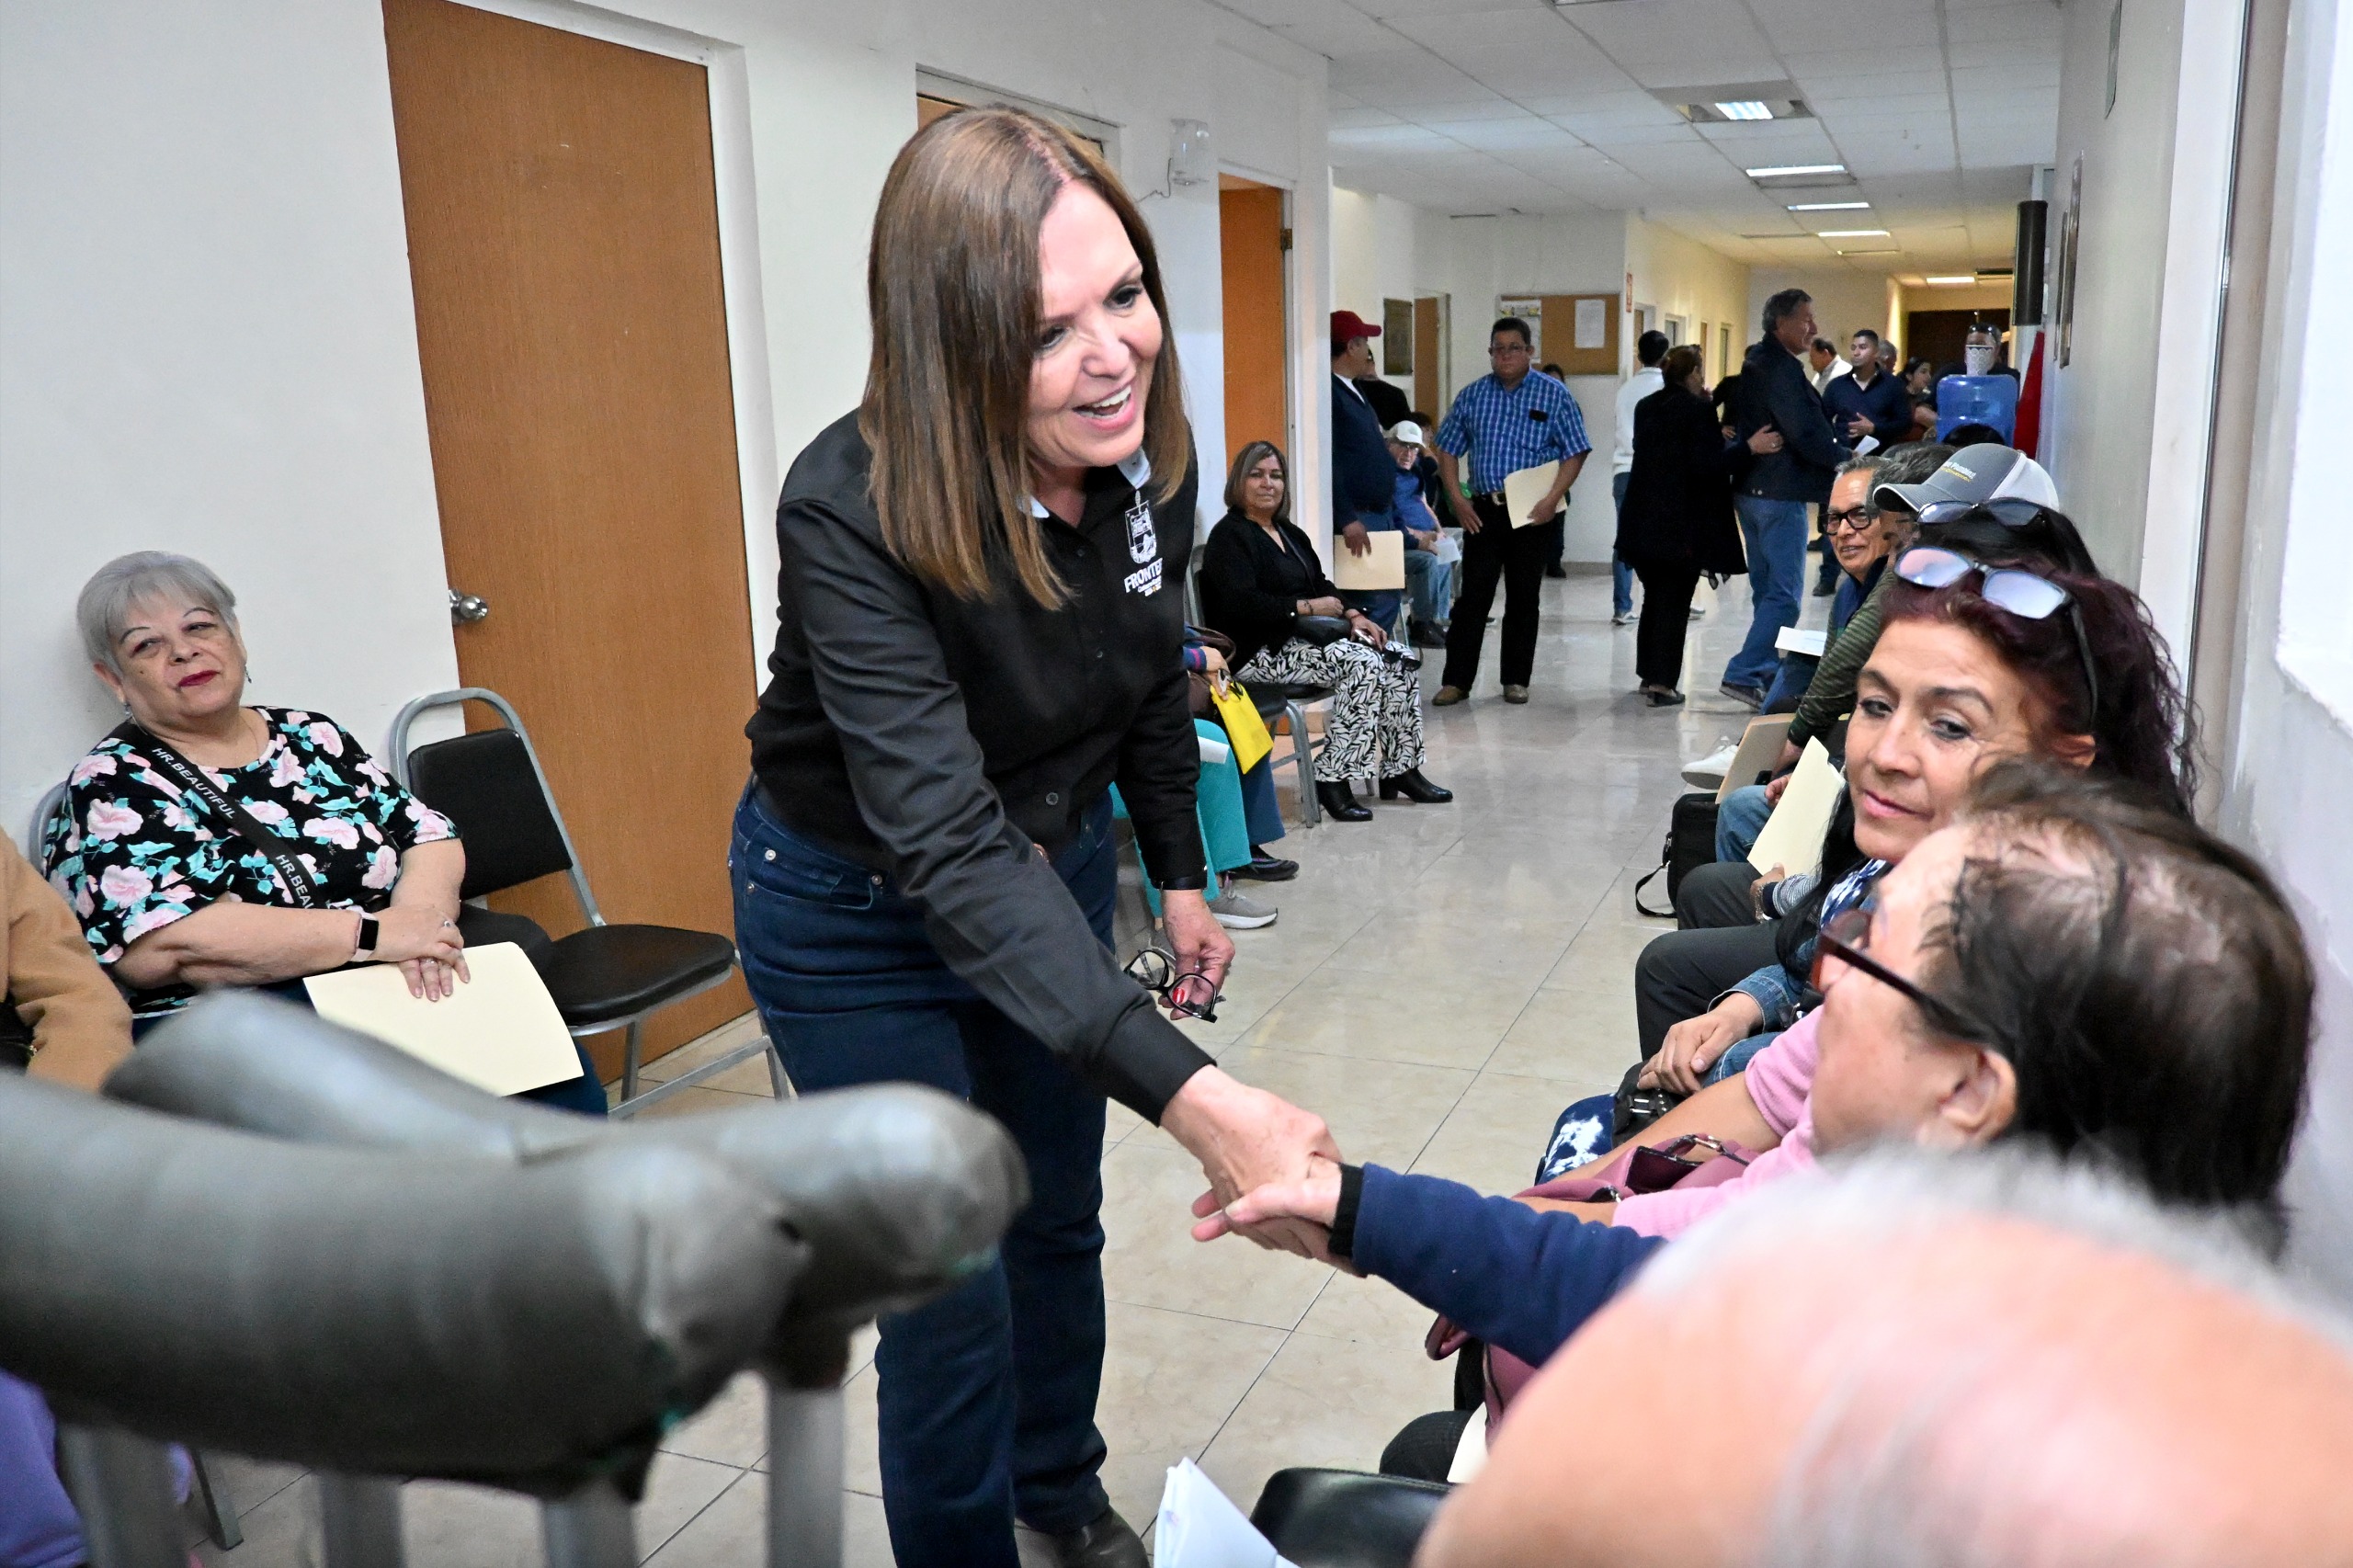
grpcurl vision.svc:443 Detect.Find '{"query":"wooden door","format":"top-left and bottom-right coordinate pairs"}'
top-left (1906, 308), bottom-right (2009, 373)
top-left (383, 0), bottom-right (754, 1075)
top-left (1219, 177), bottom-right (1290, 468)
top-left (1412, 296), bottom-right (1441, 418)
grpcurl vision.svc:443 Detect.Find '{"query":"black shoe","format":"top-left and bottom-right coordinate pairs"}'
top-left (1042, 1506), bottom-right (1148, 1568)
top-left (1719, 681), bottom-right (1766, 710)
top-left (1544, 562), bottom-right (1569, 579)
top-left (1317, 781), bottom-right (1372, 822)
top-left (1235, 850), bottom-right (1299, 881)
top-left (1379, 767), bottom-right (1453, 803)
top-left (1411, 624), bottom-right (1448, 649)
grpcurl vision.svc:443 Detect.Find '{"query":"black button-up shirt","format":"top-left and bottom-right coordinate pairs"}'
top-left (746, 412), bottom-right (1211, 1118)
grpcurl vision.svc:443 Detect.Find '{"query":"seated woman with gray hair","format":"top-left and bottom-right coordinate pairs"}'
top-left (40, 551), bottom-right (606, 1113)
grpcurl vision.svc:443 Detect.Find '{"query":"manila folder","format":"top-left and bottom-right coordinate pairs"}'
top-left (1747, 739), bottom-right (1843, 879)
top-left (1331, 528), bottom-right (1406, 590)
top-left (1502, 461), bottom-right (1562, 528)
top-left (304, 941), bottom-right (581, 1097)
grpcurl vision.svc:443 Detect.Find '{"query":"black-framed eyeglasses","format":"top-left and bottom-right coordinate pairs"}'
top-left (1824, 505), bottom-right (1879, 536)
top-left (1488, 342), bottom-right (1531, 357)
top-left (1894, 546), bottom-right (2100, 720)
top-left (1813, 901), bottom-right (1988, 1044)
top-left (1915, 496), bottom-right (2050, 529)
top-left (1124, 946), bottom-right (1222, 1022)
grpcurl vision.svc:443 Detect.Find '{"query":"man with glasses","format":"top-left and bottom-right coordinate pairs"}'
top-left (1431, 317), bottom-right (1592, 706)
top-left (1760, 454), bottom-right (1893, 714)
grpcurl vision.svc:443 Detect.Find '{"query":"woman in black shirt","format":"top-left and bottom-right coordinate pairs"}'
top-left (733, 108), bottom-right (1336, 1568)
top-left (1197, 441), bottom-right (1449, 821)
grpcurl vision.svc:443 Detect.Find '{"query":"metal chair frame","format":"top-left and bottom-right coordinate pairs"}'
top-left (1264, 687), bottom-right (1332, 827)
top-left (388, 687), bottom-right (786, 1115)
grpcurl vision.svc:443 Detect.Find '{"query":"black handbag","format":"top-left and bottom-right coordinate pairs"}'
top-left (1291, 613), bottom-right (1351, 646)
top-left (1631, 790), bottom-right (1720, 918)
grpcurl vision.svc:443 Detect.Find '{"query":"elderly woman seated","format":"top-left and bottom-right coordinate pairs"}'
top-left (1198, 440), bottom-right (1451, 823)
top-left (40, 551), bottom-right (605, 1114)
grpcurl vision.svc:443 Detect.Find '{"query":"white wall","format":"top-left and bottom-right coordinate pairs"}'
top-left (2039, 0), bottom-right (2191, 579)
top-left (1331, 184), bottom-right (1420, 403)
top-left (1745, 266), bottom-right (1902, 357)
top-left (1624, 216), bottom-right (1751, 381)
top-left (0, 0), bottom-right (1331, 835)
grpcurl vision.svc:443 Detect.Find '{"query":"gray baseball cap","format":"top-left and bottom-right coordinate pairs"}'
top-left (1875, 444), bottom-right (2060, 515)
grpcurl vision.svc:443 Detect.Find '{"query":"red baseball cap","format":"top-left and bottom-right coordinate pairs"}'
top-left (1330, 310), bottom-right (1382, 347)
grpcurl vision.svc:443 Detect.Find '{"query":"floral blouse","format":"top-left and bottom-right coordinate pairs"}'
top-left (41, 706), bottom-right (457, 1017)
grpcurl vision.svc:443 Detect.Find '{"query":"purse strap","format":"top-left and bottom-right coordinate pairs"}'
top-left (108, 720), bottom-right (321, 910)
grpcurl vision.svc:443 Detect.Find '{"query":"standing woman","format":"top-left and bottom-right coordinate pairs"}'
top-left (1616, 346), bottom-right (1782, 704)
top-left (733, 108), bottom-right (1337, 1568)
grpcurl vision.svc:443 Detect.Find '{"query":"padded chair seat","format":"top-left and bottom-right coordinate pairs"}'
top-left (1254, 683), bottom-right (1334, 719)
top-left (1249, 1468), bottom-right (1449, 1568)
top-left (537, 925), bottom-right (736, 1027)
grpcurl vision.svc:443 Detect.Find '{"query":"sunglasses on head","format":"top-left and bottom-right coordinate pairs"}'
top-left (1894, 546), bottom-right (2100, 720)
top-left (1813, 898), bottom-right (1989, 1044)
top-left (1915, 496), bottom-right (2050, 528)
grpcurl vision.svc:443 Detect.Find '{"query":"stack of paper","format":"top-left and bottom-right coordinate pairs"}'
top-left (303, 942), bottom-right (582, 1097)
top-left (1331, 528), bottom-right (1406, 590)
top-left (1747, 739), bottom-right (1844, 879)
top-left (1502, 461), bottom-right (1562, 528)
top-left (1154, 1458), bottom-right (1299, 1568)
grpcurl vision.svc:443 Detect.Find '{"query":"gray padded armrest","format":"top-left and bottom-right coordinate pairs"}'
top-left (0, 1072), bottom-right (801, 1494)
top-left (111, 994), bottom-right (1029, 1345)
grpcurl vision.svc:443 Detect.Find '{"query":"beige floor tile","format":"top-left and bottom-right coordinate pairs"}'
top-left (1413, 1070), bottom-right (1587, 1197)
top-left (1100, 1139), bottom-right (1332, 1328)
top-left (622, 1084), bottom-right (772, 1121)
top-left (1316, 921), bottom-right (1571, 992)
top-left (1542, 920), bottom-right (1665, 991)
top-left (661, 1369), bottom-right (767, 1469)
top-left (1291, 1266), bottom-right (1453, 1353)
top-left (1094, 1301), bottom-right (1289, 1530)
top-left (1236, 971), bottom-right (1531, 1073)
top-left (1195, 1328), bottom-right (1453, 1511)
top-left (202, 1471), bottom-right (319, 1567)
top-left (1205, 1045), bottom-right (1474, 1169)
top-left (638, 1009), bottom-right (765, 1084)
top-left (1485, 983), bottom-right (1640, 1085)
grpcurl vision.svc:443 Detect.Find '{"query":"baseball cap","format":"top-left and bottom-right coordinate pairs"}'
top-left (1385, 420), bottom-right (1426, 447)
top-left (1875, 445), bottom-right (2059, 516)
top-left (1330, 309), bottom-right (1382, 347)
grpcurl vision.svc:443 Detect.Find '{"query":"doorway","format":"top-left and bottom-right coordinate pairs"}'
top-left (1220, 175), bottom-right (1290, 467)
top-left (1907, 307), bottom-right (2012, 373)
top-left (382, 0), bottom-right (757, 1076)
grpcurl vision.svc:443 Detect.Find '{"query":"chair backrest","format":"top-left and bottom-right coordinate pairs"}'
top-left (25, 782), bottom-right (69, 854)
top-left (404, 729), bottom-right (573, 901)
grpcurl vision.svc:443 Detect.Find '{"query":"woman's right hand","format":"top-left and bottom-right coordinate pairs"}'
top-left (369, 905), bottom-right (469, 999)
top-left (1641, 994), bottom-right (1764, 1096)
top-left (1746, 426), bottom-right (1785, 455)
top-left (1304, 595), bottom-right (1347, 618)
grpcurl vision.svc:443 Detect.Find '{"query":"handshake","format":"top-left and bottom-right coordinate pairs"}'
top-left (1159, 1066), bottom-right (1353, 1266)
top-left (1190, 1155), bottom-right (1354, 1269)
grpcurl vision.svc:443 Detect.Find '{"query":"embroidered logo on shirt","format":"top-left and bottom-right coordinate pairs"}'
top-left (1123, 559), bottom-right (1165, 596)
top-left (1126, 495), bottom-right (1158, 565)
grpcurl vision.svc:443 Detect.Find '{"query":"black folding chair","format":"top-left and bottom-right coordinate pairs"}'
top-left (389, 688), bottom-right (781, 1115)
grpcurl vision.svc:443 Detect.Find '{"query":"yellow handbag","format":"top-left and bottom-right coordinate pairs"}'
top-left (1209, 675), bottom-right (1274, 772)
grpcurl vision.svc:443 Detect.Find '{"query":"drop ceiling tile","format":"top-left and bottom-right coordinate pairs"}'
top-left (1328, 56), bottom-right (1488, 102)
top-left (1330, 103), bottom-right (1409, 129)
top-left (1751, 0), bottom-right (1941, 51)
top-left (1779, 46), bottom-right (1944, 75)
top-left (1429, 116), bottom-right (1585, 150)
top-left (1332, 122), bottom-right (1465, 151)
top-left (1406, 97), bottom-right (1552, 121)
top-left (1274, 14), bottom-right (1419, 58)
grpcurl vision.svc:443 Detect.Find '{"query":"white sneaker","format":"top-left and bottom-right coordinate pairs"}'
top-left (1681, 741), bottom-right (1742, 790)
top-left (1209, 888), bottom-right (1279, 928)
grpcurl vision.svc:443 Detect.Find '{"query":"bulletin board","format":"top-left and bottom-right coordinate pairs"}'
top-left (1539, 292), bottom-right (1620, 375)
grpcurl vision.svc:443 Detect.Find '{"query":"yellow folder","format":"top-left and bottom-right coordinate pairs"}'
top-left (303, 941), bottom-right (584, 1097)
top-left (1332, 528), bottom-right (1406, 590)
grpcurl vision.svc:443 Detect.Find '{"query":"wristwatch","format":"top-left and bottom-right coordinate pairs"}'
top-left (352, 915), bottom-right (381, 961)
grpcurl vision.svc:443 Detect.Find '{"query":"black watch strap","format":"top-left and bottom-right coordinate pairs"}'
top-left (353, 915), bottom-right (381, 960)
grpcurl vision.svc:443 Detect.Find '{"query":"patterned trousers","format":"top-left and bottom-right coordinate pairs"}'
top-left (1239, 636), bottom-right (1427, 784)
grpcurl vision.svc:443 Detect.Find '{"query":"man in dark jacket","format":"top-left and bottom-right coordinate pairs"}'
top-left (1814, 328), bottom-right (1915, 594)
top-left (1722, 289), bottom-right (1850, 707)
top-left (1331, 311), bottom-right (1404, 630)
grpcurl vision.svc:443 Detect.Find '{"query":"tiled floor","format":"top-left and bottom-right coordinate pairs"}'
top-left (196, 568), bottom-right (1794, 1564)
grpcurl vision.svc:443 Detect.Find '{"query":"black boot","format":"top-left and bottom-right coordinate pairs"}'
top-left (1042, 1506), bottom-right (1149, 1568)
top-left (1317, 780), bottom-right (1372, 822)
top-left (1378, 767), bottom-right (1454, 803)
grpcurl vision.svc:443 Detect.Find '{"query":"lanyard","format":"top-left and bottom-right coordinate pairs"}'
top-left (110, 720), bottom-right (322, 910)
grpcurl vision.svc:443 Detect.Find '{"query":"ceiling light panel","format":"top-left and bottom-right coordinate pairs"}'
top-left (1815, 228), bottom-right (1890, 237)
top-left (1925, 275), bottom-right (1978, 285)
top-left (1746, 163), bottom-right (1845, 176)
top-left (1713, 100), bottom-right (1775, 119)
top-left (1788, 200), bottom-right (1870, 210)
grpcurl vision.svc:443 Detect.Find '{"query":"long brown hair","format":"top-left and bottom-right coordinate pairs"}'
top-left (859, 106), bottom-right (1190, 606)
top-left (1222, 440), bottom-right (1290, 527)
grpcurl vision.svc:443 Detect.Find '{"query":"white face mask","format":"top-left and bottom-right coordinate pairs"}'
top-left (1964, 342), bottom-right (1995, 376)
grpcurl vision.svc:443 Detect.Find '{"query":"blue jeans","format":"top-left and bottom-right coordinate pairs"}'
top-left (1609, 473), bottom-right (1635, 618)
top-left (1404, 547), bottom-right (1452, 630)
top-left (1240, 756), bottom-right (1284, 847)
top-left (1761, 652), bottom-right (1817, 713)
top-left (730, 785), bottom-right (1116, 1566)
top-left (1723, 495), bottom-right (1809, 690)
top-left (1716, 782), bottom-right (1773, 863)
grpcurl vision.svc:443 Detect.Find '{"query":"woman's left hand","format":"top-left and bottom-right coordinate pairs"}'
top-left (1348, 613), bottom-right (1388, 650)
top-left (1198, 645), bottom-right (1228, 676)
top-left (1159, 889), bottom-right (1234, 1006)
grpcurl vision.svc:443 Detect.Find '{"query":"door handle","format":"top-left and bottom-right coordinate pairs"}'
top-left (449, 590), bottom-right (491, 625)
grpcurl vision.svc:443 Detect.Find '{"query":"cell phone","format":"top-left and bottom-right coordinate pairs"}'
top-left (1625, 1143), bottom-right (1705, 1194)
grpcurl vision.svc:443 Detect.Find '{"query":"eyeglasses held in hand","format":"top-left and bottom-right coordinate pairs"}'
top-left (1812, 900), bottom-right (1989, 1045)
top-left (1124, 946), bottom-right (1222, 1022)
top-left (1893, 546), bottom-right (2100, 720)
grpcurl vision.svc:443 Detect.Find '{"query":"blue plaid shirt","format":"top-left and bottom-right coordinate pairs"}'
top-left (1728, 858), bottom-right (1891, 1030)
top-left (1435, 371), bottom-right (1593, 494)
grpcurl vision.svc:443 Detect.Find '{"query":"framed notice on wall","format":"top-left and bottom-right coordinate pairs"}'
top-left (1381, 298), bottom-right (1415, 375)
top-left (1539, 293), bottom-right (1619, 375)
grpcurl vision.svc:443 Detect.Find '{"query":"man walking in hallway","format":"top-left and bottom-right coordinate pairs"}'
top-left (1610, 330), bottom-right (1669, 627)
top-left (1431, 316), bottom-right (1591, 706)
top-left (1721, 290), bottom-right (1849, 709)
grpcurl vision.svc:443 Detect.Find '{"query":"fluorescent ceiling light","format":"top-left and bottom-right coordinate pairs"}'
top-left (1714, 100), bottom-right (1775, 120)
top-left (1816, 229), bottom-right (1890, 237)
top-left (1746, 162), bottom-right (1845, 176)
top-left (1836, 247), bottom-right (1899, 256)
top-left (1788, 200), bottom-right (1870, 210)
top-left (1926, 275), bottom-right (1977, 285)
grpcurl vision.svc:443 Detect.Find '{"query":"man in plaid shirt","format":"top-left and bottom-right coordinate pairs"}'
top-left (1432, 316), bottom-right (1591, 706)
